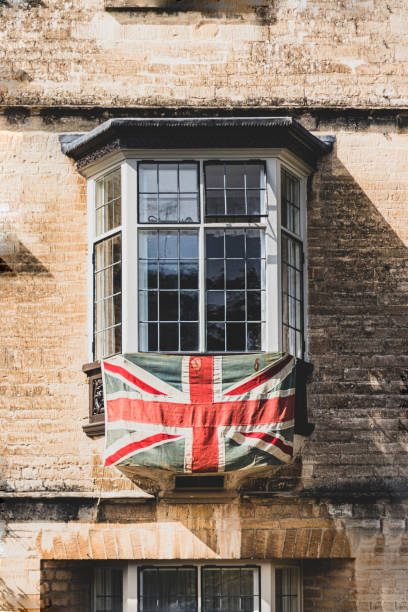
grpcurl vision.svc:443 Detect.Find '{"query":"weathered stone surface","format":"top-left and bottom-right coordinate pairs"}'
top-left (0, 1), bottom-right (408, 108)
top-left (1, 1), bottom-right (408, 610)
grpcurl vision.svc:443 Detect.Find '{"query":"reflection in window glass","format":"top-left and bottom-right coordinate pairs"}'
top-left (95, 169), bottom-right (121, 236)
top-left (206, 229), bottom-right (265, 352)
top-left (94, 233), bottom-right (122, 360)
top-left (281, 233), bottom-right (303, 359)
top-left (139, 230), bottom-right (199, 352)
top-left (139, 162), bottom-right (199, 223)
top-left (202, 566), bottom-right (260, 612)
top-left (281, 170), bottom-right (300, 236)
top-left (139, 567), bottom-right (197, 612)
top-left (94, 567), bottom-right (122, 612)
top-left (281, 169), bottom-right (303, 358)
top-left (275, 567), bottom-right (299, 612)
top-left (205, 162), bottom-right (266, 216)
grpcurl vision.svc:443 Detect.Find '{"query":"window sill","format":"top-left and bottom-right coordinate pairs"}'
top-left (82, 420), bottom-right (105, 437)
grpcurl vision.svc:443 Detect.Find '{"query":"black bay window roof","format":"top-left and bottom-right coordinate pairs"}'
top-left (59, 117), bottom-right (333, 170)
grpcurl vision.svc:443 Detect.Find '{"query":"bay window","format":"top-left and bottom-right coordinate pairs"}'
top-left (90, 154), bottom-right (306, 361)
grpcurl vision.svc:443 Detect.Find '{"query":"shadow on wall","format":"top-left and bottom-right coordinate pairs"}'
top-left (0, 233), bottom-right (51, 276)
top-left (304, 141), bottom-right (408, 610)
top-left (41, 560), bottom-right (92, 612)
top-left (0, 577), bottom-right (29, 612)
top-left (304, 141), bottom-right (408, 501)
top-left (0, 525), bottom-right (33, 611)
top-left (303, 559), bottom-right (357, 612)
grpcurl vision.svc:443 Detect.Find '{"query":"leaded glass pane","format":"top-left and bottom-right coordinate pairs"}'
top-left (95, 169), bottom-right (121, 236)
top-left (139, 162), bottom-right (199, 223)
top-left (94, 233), bottom-right (122, 360)
top-left (281, 170), bottom-right (300, 236)
top-left (206, 229), bottom-right (265, 352)
top-left (94, 567), bottom-right (122, 612)
top-left (281, 231), bottom-right (303, 358)
top-left (202, 567), bottom-right (259, 612)
top-left (139, 230), bottom-right (199, 352)
top-left (275, 568), bottom-right (299, 612)
top-left (139, 567), bottom-right (197, 612)
top-left (205, 162), bottom-right (266, 216)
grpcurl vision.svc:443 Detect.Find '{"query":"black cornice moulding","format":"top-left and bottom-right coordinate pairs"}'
top-left (59, 117), bottom-right (333, 170)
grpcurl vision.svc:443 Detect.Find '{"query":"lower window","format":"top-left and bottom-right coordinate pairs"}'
top-left (94, 563), bottom-right (300, 612)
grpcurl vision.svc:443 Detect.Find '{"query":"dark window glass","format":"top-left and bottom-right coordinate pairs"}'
top-left (206, 190), bottom-right (225, 216)
top-left (275, 568), bottom-right (299, 612)
top-left (205, 164), bottom-right (224, 188)
top-left (139, 163), bottom-right (199, 223)
top-left (226, 189), bottom-right (246, 215)
top-left (180, 261), bottom-right (198, 289)
top-left (205, 230), bottom-right (224, 258)
top-left (202, 567), bottom-right (259, 612)
top-left (159, 323), bottom-right (179, 351)
top-left (281, 232), bottom-right (303, 358)
top-left (226, 259), bottom-right (245, 289)
top-left (227, 323), bottom-right (246, 351)
top-left (180, 323), bottom-right (199, 351)
top-left (139, 567), bottom-right (197, 612)
top-left (139, 230), bottom-right (199, 351)
top-left (206, 259), bottom-right (224, 290)
top-left (94, 567), bottom-right (123, 612)
top-left (206, 291), bottom-right (224, 321)
top-left (205, 229), bottom-right (264, 352)
top-left (207, 323), bottom-right (225, 351)
top-left (205, 162), bottom-right (266, 217)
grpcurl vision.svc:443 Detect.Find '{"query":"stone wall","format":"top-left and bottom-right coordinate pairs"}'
top-left (0, 497), bottom-right (407, 610)
top-left (1, 1), bottom-right (408, 108)
top-left (41, 561), bottom-right (92, 612)
top-left (0, 113), bottom-right (407, 609)
top-left (1, 1), bottom-right (408, 611)
top-left (0, 120), bottom-right (407, 497)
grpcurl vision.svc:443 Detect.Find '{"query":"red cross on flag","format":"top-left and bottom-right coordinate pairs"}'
top-left (102, 352), bottom-right (296, 473)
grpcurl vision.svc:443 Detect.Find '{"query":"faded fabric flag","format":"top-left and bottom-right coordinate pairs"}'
top-left (102, 352), bottom-right (296, 473)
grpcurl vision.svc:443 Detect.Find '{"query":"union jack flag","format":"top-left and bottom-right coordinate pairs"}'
top-left (102, 353), bottom-right (296, 473)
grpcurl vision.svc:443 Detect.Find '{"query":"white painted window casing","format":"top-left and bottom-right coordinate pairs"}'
top-left (88, 150), bottom-right (309, 362)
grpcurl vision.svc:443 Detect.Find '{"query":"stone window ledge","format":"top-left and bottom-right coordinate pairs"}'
top-left (0, 490), bottom-right (154, 501)
top-left (82, 361), bottom-right (104, 436)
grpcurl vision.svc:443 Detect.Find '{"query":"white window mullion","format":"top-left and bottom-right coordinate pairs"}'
top-left (197, 564), bottom-right (202, 612)
top-left (199, 160), bottom-right (206, 352)
top-left (300, 175), bottom-right (308, 361)
top-left (265, 158), bottom-right (280, 353)
top-left (257, 563), bottom-right (271, 612)
top-left (123, 564), bottom-right (138, 612)
top-left (87, 178), bottom-right (96, 361)
top-left (122, 159), bottom-right (138, 353)
top-left (198, 224), bottom-right (205, 353)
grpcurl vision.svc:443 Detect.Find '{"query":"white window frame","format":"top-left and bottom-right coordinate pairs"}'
top-left (90, 560), bottom-right (302, 612)
top-left (87, 149), bottom-right (310, 362)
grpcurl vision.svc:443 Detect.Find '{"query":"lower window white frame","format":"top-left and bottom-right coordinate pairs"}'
top-left (94, 560), bottom-right (303, 612)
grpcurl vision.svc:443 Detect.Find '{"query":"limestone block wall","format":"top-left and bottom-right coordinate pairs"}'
top-left (0, 117), bottom-right (407, 497)
top-left (0, 498), bottom-right (407, 611)
top-left (1, 1), bottom-right (408, 108)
